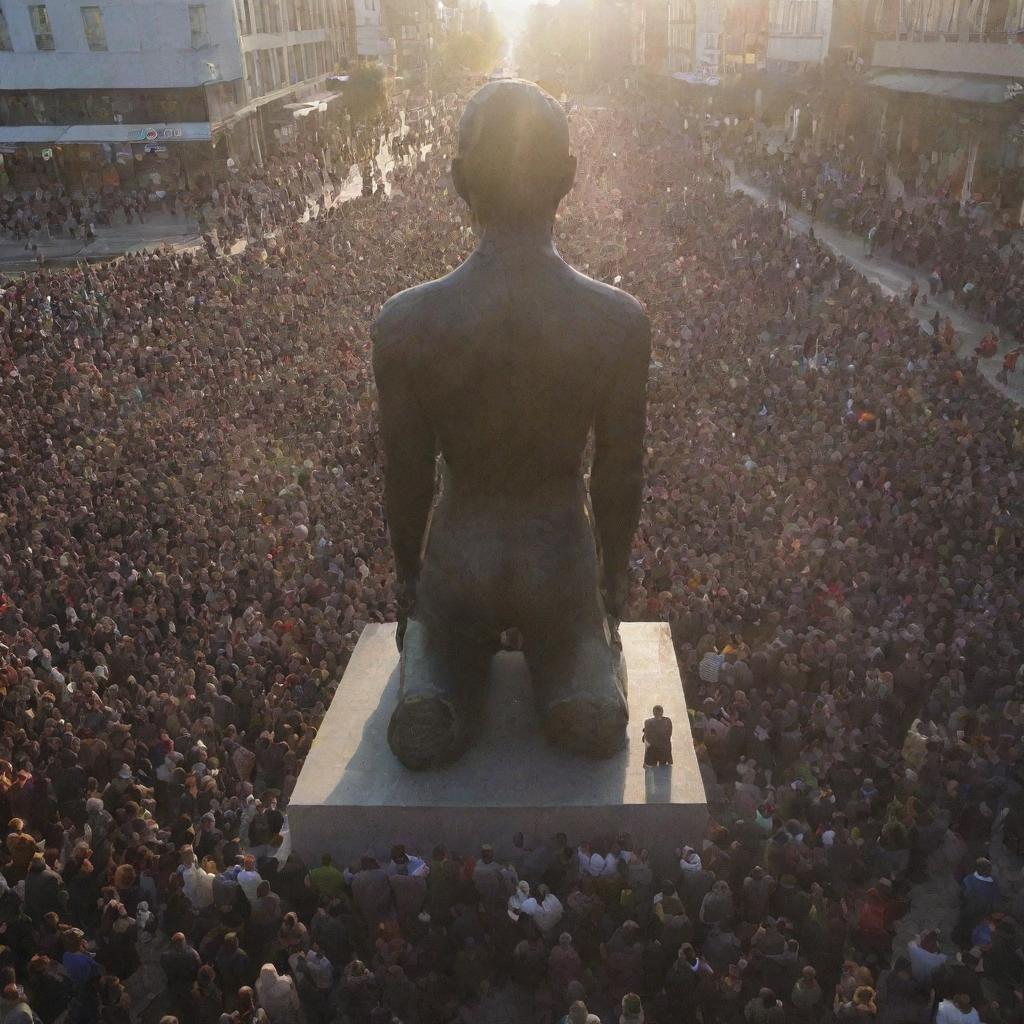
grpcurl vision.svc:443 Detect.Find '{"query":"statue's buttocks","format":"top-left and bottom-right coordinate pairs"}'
top-left (372, 81), bottom-right (650, 771)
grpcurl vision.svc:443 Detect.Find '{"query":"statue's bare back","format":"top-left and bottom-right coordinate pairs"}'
top-left (373, 81), bottom-right (650, 770)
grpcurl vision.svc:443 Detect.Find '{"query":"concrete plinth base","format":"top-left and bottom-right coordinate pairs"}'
top-left (289, 622), bottom-right (707, 870)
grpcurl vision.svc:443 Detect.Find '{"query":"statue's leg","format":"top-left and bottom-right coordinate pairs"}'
top-left (524, 593), bottom-right (628, 759)
top-left (388, 614), bottom-right (497, 771)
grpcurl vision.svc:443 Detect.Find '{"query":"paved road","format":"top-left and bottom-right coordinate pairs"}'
top-left (0, 138), bottom-right (409, 273)
top-left (727, 165), bottom-right (1024, 409)
top-left (0, 212), bottom-right (200, 272)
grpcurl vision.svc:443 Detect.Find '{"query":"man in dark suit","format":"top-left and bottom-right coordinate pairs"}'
top-left (643, 705), bottom-right (673, 766)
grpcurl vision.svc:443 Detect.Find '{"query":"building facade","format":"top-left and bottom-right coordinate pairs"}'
top-left (766, 0), bottom-right (833, 66)
top-left (352, 0), bottom-right (391, 59)
top-left (722, 0), bottom-right (767, 71)
top-left (664, 0), bottom-right (724, 73)
top-left (866, 0), bottom-right (1024, 207)
top-left (0, 0), bottom-right (352, 191)
top-left (643, 0), bottom-right (669, 72)
top-left (383, 0), bottom-right (437, 89)
top-left (667, 0), bottom-right (695, 70)
top-left (694, 0), bottom-right (722, 72)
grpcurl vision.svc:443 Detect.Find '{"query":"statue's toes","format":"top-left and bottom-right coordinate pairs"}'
top-left (388, 692), bottom-right (468, 771)
top-left (541, 694), bottom-right (628, 759)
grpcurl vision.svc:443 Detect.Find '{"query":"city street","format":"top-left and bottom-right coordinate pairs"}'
top-left (0, 138), bottom-right (413, 273)
top-left (729, 165), bottom-right (1024, 409)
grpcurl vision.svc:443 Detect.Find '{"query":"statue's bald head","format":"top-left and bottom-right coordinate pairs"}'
top-left (453, 79), bottom-right (576, 227)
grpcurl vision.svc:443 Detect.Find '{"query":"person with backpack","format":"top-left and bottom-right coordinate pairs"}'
top-left (0, 985), bottom-right (41, 1024)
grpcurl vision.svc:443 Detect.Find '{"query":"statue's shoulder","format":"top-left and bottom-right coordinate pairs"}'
top-left (569, 267), bottom-right (649, 340)
top-left (371, 277), bottom-right (449, 367)
top-left (567, 270), bottom-right (650, 365)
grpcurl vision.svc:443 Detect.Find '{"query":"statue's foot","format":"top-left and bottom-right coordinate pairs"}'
top-left (387, 617), bottom-right (492, 771)
top-left (542, 691), bottom-right (628, 758)
top-left (388, 691), bottom-right (468, 771)
top-left (533, 636), bottom-right (628, 759)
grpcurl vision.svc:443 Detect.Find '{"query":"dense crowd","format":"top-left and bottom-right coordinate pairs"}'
top-left (724, 129), bottom-right (1024, 340)
top-left (0, 110), bottom-right (430, 249)
top-left (0, 91), bottom-right (1022, 1024)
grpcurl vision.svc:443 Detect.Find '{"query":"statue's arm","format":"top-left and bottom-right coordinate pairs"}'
top-left (372, 324), bottom-right (436, 593)
top-left (591, 309), bottom-right (651, 618)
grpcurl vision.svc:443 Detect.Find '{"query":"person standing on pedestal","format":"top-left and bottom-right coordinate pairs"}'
top-left (643, 706), bottom-right (673, 767)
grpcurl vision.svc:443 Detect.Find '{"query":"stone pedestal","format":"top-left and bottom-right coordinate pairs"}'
top-left (289, 622), bottom-right (707, 870)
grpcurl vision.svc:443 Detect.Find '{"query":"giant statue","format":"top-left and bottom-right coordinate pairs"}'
top-left (372, 80), bottom-right (650, 770)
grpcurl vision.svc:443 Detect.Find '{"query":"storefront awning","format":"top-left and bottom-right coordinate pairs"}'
top-left (301, 90), bottom-right (344, 105)
top-left (0, 125), bottom-right (68, 144)
top-left (62, 123), bottom-right (212, 143)
top-left (283, 103), bottom-right (319, 119)
top-left (866, 70), bottom-right (1023, 105)
top-left (0, 122), bottom-right (212, 146)
top-left (671, 71), bottom-right (721, 87)
top-left (283, 91), bottom-right (344, 118)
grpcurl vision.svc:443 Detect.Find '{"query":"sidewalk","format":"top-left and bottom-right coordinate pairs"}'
top-left (727, 165), bottom-right (1024, 409)
top-left (0, 136), bottom-right (410, 273)
top-left (0, 211), bottom-right (201, 272)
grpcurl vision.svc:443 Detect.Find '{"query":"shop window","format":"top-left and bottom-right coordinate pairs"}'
top-left (29, 4), bottom-right (56, 50)
top-left (189, 3), bottom-right (208, 47)
top-left (0, 8), bottom-right (12, 50)
top-left (81, 6), bottom-right (107, 50)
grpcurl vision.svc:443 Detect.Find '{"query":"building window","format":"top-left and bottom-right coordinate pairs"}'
top-left (257, 48), bottom-right (272, 90)
top-left (244, 50), bottom-right (256, 97)
top-left (189, 3), bottom-right (208, 47)
top-left (80, 6), bottom-right (107, 50)
top-left (783, 0), bottom-right (818, 33)
top-left (0, 7), bottom-right (12, 49)
top-left (29, 4), bottom-right (55, 49)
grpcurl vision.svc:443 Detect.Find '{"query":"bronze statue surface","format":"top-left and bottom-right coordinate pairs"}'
top-left (372, 80), bottom-right (651, 770)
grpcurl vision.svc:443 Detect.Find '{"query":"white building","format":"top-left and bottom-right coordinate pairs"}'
top-left (866, 0), bottom-right (1024, 210)
top-left (694, 0), bottom-right (721, 73)
top-left (0, 0), bottom-right (352, 191)
top-left (766, 0), bottom-right (833, 67)
top-left (352, 0), bottom-right (390, 58)
top-left (667, 0), bottom-right (695, 72)
top-left (666, 0), bottom-right (722, 74)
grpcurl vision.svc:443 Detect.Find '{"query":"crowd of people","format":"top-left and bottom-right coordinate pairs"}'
top-left (0, 88), bottom-right (1022, 1024)
top-left (0, 106), bottom-right (433, 249)
top-left (724, 129), bottom-right (1024, 341)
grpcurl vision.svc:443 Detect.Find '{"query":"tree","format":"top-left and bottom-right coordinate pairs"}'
top-left (436, 25), bottom-right (505, 91)
top-left (517, 2), bottom-right (589, 95)
top-left (344, 63), bottom-right (390, 125)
